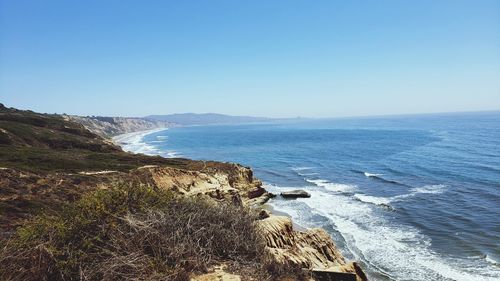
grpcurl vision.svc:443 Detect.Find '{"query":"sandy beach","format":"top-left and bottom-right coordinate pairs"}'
top-left (112, 128), bottom-right (168, 155)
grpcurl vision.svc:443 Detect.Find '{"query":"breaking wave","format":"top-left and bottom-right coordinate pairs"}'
top-left (354, 194), bottom-right (391, 206)
top-left (112, 128), bottom-right (179, 157)
top-left (292, 166), bottom-right (315, 171)
top-left (364, 172), bottom-right (383, 178)
top-left (271, 187), bottom-right (500, 281)
top-left (355, 170), bottom-right (408, 186)
top-left (305, 179), bottom-right (357, 192)
top-left (353, 184), bottom-right (449, 208)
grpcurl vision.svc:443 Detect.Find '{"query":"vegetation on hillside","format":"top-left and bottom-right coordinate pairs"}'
top-left (0, 105), bottom-right (306, 280)
top-left (0, 104), bottom-right (193, 173)
top-left (0, 184), bottom-right (298, 280)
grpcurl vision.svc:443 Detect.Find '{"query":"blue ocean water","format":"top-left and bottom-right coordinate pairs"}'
top-left (141, 112), bottom-right (500, 281)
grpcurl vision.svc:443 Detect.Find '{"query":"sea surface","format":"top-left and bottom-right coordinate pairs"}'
top-left (122, 112), bottom-right (500, 281)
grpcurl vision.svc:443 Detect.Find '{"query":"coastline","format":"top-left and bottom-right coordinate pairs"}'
top-left (263, 203), bottom-right (308, 232)
top-left (105, 117), bottom-right (500, 281)
top-left (112, 127), bottom-right (168, 156)
top-left (112, 127), bottom-right (310, 232)
top-left (112, 127), bottom-right (307, 229)
top-left (109, 126), bottom-right (372, 280)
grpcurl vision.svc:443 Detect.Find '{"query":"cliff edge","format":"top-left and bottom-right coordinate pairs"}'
top-left (65, 115), bottom-right (177, 137)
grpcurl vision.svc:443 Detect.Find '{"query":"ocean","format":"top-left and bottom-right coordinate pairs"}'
top-left (120, 111), bottom-right (500, 281)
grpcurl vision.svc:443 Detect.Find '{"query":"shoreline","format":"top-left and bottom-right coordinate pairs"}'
top-left (96, 125), bottom-right (369, 279)
top-left (111, 127), bottom-right (310, 232)
top-left (263, 203), bottom-right (308, 232)
top-left (112, 127), bottom-right (168, 155)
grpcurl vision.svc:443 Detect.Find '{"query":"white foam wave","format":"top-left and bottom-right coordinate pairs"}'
top-left (272, 188), bottom-right (500, 281)
top-left (112, 128), bottom-right (168, 156)
top-left (305, 179), bottom-right (356, 192)
top-left (364, 172), bottom-right (382, 177)
top-left (410, 184), bottom-right (447, 194)
top-left (485, 255), bottom-right (498, 265)
top-left (164, 151), bottom-right (182, 158)
top-left (354, 194), bottom-right (391, 206)
top-left (389, 184), bottom-right (448, 202)
top-left (298, 172), bottom-right (319, 176)
top-left (352, 184), bottom-right (448, 208)
top-left (292, 166), bottom-right (315, 171)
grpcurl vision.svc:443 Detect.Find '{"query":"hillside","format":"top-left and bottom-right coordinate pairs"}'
top-left (66, 115), bottom-right (177, 137)
top-left (0, 104), bottom-right (366, 281)
top-left (146, 113), bottom-right (273, 126)
top-left (0, 104), bottom-right (191, 173)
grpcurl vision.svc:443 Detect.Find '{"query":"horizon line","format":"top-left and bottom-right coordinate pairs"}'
top-left (2, 103), bottom-right (499, 120)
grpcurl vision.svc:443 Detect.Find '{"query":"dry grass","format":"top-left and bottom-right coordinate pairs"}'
top-left (0, 184), bottom-right (301, 280)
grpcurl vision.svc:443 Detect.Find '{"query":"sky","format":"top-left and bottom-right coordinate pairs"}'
top-left (1, 0), bottom-right (499, 118)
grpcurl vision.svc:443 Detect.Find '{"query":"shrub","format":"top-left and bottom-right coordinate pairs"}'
top-left (0, 184), bottom-right (280, 280)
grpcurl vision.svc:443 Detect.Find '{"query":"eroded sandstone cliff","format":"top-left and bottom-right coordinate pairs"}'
top-left (65, 115), bottom-right (177, 137)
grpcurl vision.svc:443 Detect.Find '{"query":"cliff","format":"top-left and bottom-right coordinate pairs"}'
top-left (65, 115), bottom-right (177, 137)
top-left (0, 104), bottom-right (367, 280)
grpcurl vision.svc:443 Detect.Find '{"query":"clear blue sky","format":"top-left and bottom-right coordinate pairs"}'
top-left (1, 0), bottom-right (499, 117)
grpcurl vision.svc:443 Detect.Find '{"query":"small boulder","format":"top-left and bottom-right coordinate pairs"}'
top-left (280, 190), bottom-right (311, 199)
top-left (257, 209), bottom-right (271, 220)
top-left (247, 187), bottom-right (266, 199)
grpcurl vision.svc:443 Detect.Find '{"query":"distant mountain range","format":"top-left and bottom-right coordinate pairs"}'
top-left (146, 113), bottom-right (274, 126)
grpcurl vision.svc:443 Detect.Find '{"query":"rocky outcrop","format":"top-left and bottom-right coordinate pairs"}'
top-left (281, 189), bottom-right (311, 198)
top-left (129, 163), bottom-right (272, 207)
top-left (257, 216), bottom-right (367, 281)
top-left (0, 161), bottom-right (269, 236)
top-left (0, 162), bottom-right (367, 280)
top-left (0, 164), bottom-right (367, 280)
top-left (65, 115), bottom-right (177, 137)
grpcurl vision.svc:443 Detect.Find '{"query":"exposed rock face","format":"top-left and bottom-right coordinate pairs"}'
top-left (130, 163), bottom-right (269, 207)
top-left (0, 164), bottom-right (367, 280)
top-left (258, 216), bottom-right (367, 281)
top-left (317, 262), bottom-right (367, 281)
top-left (65, 115), bottom-right (177, 137)
top-left (281, 189), bottom-right (311, 198)
top-left (0, 162), bottom-right (270, 236)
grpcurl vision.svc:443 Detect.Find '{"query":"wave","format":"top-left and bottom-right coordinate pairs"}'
top-left (297, 172), bottom-right (319, 176)
top-left (163, 151), bottom-right (181, 158)
top-left (305, 179), bottom-right (356, 192)
top-left (409, 184), bottom-right (447, 195)
top-left (365, 173), bottom-right (408, 186)
top-left (353, 194), bottom-right (391, 207)
top-left (262, 169), bottom-right (290, 179)
top-left (291, 166), bottom-right (315, 171)
top-left (112, 128), bottom-right (167, 156)
top-left (356, 184), bottom-right (448, 206)
top-left (111, 128), bottom-right (181, 158)
top-left (485, 255), bottom-right (498, 265)
top-left (292, 166), bottom-right (320, 177)
top-left (364, 172), bottom-right (382, 178)
top-left (352, 169), bottom-right (408, 186)
top-left (271, 188), bottom-right (500, 281)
